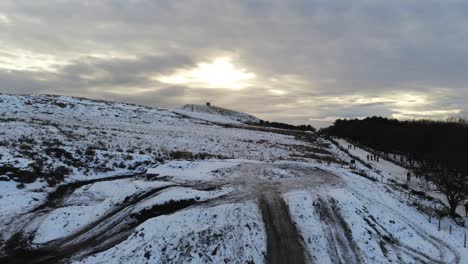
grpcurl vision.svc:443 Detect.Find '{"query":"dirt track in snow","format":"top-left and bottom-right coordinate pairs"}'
top-left (259, 192), bottom-right (307, 264)
top-left (223, 162), bottom-right (341, 264)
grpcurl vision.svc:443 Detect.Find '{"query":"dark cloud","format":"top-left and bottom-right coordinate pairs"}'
top-left (0, 0), bottom-right (467, 127)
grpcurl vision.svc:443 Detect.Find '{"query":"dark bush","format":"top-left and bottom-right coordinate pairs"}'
top-left (85, 147), bottom-right (96, 156)
top-left (44, 166), bottom-right (71, 186)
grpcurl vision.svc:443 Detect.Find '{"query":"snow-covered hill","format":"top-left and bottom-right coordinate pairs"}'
top-left (176, 103), bottom-right (260, 124)
top-left (0, 94), bottom-right (467, 264)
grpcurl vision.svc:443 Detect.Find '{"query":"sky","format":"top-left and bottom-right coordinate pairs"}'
top-left (1, 0), bottom-right (468, 127)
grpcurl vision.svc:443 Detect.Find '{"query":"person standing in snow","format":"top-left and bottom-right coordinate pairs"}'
top-left (407, 171), bottom-right (411, 182)
top-left (465, 201), bottom-right (468, 217)
top-left (367, 154), bottom-right (370, 161)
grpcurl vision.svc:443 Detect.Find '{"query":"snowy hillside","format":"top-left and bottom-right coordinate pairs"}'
top-left (176, 103), bottom-right (260, 124)
top-left (0, 94), bottom-right (467, 264)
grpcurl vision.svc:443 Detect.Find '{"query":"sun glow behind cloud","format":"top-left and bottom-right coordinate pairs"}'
top-left (0, 47), bottom-right (69, 72)
top-left (155, 57), bottom-right (255, 89)
top-left (0, 13), bottom-right (11, 25)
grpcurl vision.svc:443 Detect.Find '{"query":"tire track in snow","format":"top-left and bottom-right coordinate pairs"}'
top-left (0, 173), bottom-right (145, 256)
top-left (316, 197), bottom-right (363, 264)
top-left (0, 184), bottom-right (206, 264)
top-left (351, 189), bottom-right (461, 264)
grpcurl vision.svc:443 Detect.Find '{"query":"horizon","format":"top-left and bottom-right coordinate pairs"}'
top-left (1, 1), bottom-right (468, 127)
top-left (5, 92), bottom-right (466, 130)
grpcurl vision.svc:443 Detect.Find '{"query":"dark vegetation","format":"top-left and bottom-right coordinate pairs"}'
top-left (168, 151), bottom-right (230, 161)
top-left (321, 116), bottom-right (468, 217)
top-left (254, 120), bottom-right (316, 132)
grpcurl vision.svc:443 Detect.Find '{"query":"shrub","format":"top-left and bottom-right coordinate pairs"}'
top-left (85, 147), bottom-right (95, 156)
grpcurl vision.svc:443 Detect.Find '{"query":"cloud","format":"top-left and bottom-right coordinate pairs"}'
top-left (0, 13), bottom-right (11, 25)
top-left (1, 0), bottom-right (468, 127)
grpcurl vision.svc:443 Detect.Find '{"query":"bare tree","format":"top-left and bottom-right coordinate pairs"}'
top-left (428, 168), bottom-right (468, 217)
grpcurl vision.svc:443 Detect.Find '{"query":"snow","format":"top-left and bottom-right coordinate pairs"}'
top-left (147, 160), bottom-right (241, 182)
top-left (285, 163), bottom-right (466, 263)
top-left (176, 104), bottom-right (260, 124)
top-left (75, 202), bottom-right (266, 264)
top-left (335, 138), bottom-right (408, 182)
top-left (0, 94), bottom-right (308, 186)
top-left (175, 110), bottom-right (244, 124)
top-left (334, 138), bottom-right (468, 217)
top-left (2, 94), bottom-right (468, 263)
top-left (132, 186), bottom-right (233, 213)
top-left (33, 179), bottom-right (172, 244)
top-left (0, 180), bottom-right (48, 227)
top-left (335, 170), bottom-right (464, 263)
top-left (283, 191), bottom-right (332, 264)
top-left (0, 93), bottom-right (314, 232)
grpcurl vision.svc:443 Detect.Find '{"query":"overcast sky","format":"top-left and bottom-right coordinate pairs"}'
top-left (1, 0), bottom-right (467, 127)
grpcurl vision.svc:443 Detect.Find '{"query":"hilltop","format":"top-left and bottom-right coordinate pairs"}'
top-left (177, 103), bottom-right (260, 124)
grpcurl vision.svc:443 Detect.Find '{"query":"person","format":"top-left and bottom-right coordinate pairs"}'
top-left (407, 171), bottom-right (411, 182)
top-left (465, 201), bottom-right (468, 217)
top-left (367, 154), bottom-right (370, 161)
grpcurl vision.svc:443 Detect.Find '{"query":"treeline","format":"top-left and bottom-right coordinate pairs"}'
top-left (321, 116), bottom-right (468, 217)
top-left (256, 120), bottom-right (316, 132)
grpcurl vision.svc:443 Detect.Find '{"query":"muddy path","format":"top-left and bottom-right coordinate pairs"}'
top-left (259, 191), bottom-right (307, 264)
top-left (222, 162), bottom-right (342, 264)
top-left (33, 173), bottom-right (147, 212)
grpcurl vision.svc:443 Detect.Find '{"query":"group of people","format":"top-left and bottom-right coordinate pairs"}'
top-left (366, 154), bottom-right (380, 162)
top-left (346, 144), bottom-right (468, 219)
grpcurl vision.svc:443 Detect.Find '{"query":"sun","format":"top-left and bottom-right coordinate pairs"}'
top-left (155, 57), bottom-right (255, 89)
